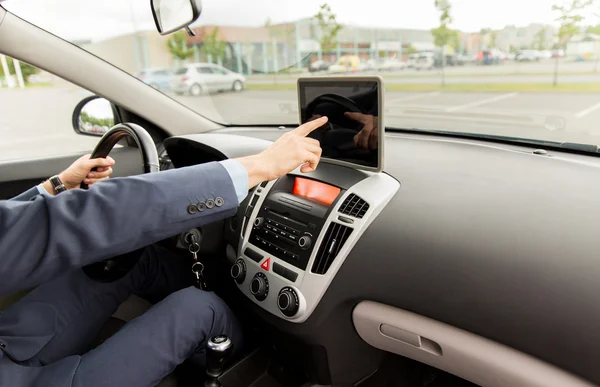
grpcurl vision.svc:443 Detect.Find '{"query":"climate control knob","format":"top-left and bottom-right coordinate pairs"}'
top-left (230, 259), bottom-right (246, 284)
top-left (298, 235), bottom-right (312, 250)
top-left (277, 287), bottom-right (300, 317)
top-left (250, 273), bottom-right (269, 301)
top-left (253, 217), bottom-right (265, 229)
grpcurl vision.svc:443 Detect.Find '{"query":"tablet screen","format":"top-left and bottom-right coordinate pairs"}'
top-left (298, 77), bottom-right (382, 171)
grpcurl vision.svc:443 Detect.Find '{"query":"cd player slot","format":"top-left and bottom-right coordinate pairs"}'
top-left (267, 208), bottom-right (308, 228)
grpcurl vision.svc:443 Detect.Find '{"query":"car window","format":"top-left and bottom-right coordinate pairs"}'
top-left (5, 0), bottom-right (600, 151)
top-left (154, 70), bottom-right (169, 76)
top-left (0, 54), bottom-right (99, 161)
top-left (198, 67), bottom-right (214, 74)
top-left (173, 68), bottom-right (188, 75)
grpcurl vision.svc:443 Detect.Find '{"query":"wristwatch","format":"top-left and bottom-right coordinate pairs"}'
top-left (49, 175), bottom-right (67, 194)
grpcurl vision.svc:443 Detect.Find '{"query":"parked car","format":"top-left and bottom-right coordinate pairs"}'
top-left (539, 50), bottom-right (552, 60)
top-left (407, 53), bottom-right (420, 67)
top-left (415, 53), bottom-right (435, 70)
top-left (136, 68), bottom-right (172, 90)
top-left (516, 50), bottom-right (540, 61)
top-left (385, 58), bottom-right (407, 71)
top-left (309, 60), bottom-right (331, 72)
top-left (171, 63), bottom-right (246, 96)
top-left (328, 55), bottom-right (361, 73)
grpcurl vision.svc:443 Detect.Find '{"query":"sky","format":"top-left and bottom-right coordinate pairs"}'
top-left (3, 0), bottom-right (600, 42)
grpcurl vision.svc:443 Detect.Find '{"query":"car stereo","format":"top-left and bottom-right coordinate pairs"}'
top-left (248, 175), bottom-right (343, 271)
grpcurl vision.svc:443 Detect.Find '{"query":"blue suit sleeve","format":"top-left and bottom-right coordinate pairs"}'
top-left (0, 162), bottom-right (240, 294)
top-left (9, 187), bottom-right (41, 202)
top-left (219, 159), bottom-right (249, 204)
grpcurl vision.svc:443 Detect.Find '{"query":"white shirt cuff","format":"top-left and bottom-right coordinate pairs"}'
top-left (219, 159), bottom-right (249, 204)
top-left (36, 183), bottom-right (51, 197)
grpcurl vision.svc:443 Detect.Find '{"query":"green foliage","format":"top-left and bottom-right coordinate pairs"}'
top-left (586, 24), bottom-right (600, 34)
top-left (314, 3), bottom-right (342, 51)
top-left (534, 28), bottom-right (548, 50)
top-left (0, 57), bottom-right (40, 83)
top-left (431, 0), bottom-right (459, 50)
top-left (167, 30), bottom-right (196, 61)
top-left (552, 0), bottom-right (592, 48)
top-left (509, 44), bottom-right (518, 53)
top-left (200, 27), bottom-right (227, 61)
top-left (489, 31), bottom-right (497, 49)
top-left (406, 45), bottom-right (418, 55)
top-left (80, 111), bottom-right (114, 127)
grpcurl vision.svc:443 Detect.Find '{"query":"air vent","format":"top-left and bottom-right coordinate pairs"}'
top-left (339, 194), bottom-right (370, 219)
top-left (311, 222), bottom-right (353, 275)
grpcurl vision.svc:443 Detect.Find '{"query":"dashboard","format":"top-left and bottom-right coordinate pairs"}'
top-left (165, 134), bottom-right (399, 323)
top-left (164, 130), bottom-right (600, 387)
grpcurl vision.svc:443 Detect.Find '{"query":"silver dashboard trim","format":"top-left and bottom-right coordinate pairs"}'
top-left (236, 170), bottom-right (400, 323)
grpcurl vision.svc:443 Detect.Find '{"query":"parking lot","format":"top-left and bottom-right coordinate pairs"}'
top-left (3, 81), bottom-right (600, 162)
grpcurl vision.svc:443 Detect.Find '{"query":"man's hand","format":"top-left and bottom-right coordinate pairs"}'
top-left (42, 154), bottom-right (115, 195)
top-left (344, 112), bottom-right (379, 151)
top-left (236, 116), bottom-right (327, 188)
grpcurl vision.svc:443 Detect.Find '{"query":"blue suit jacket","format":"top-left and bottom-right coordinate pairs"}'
top-left (0, 162), bottom-right (240, 365)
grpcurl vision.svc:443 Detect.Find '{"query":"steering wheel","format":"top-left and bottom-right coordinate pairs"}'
top-left (81, 123), bottom-right (159, 282)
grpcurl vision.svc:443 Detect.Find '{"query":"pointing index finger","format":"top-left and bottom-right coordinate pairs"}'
top-left (294, 116), bottom-right (328, 137)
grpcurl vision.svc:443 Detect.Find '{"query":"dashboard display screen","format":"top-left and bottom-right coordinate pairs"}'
top-left (292, 177), bottom-right (341, 206)
top-left (298, 77), bottom-right (383, 171)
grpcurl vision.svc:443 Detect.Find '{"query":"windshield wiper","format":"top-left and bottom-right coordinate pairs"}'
top-left (386, 127), bottom-right (600, 154)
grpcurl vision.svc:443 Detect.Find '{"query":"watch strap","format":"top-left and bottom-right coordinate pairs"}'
top-left (49, 175), bottom-right (67, 194)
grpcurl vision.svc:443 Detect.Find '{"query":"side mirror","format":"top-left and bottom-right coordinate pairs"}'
top-left (151, 0), bottom-right (202, 35)
top-left (72, 96), bottom-right (117, 137)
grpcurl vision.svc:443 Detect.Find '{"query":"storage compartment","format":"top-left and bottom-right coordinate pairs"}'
top-left (218, 347), bottom-right (307, 387)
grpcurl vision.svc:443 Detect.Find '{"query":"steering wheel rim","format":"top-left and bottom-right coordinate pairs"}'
top-left (81, 123), bottom-right (159, 282)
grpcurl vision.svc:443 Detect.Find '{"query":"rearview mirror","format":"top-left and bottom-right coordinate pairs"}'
top-left (72, 96), bottom-right (116, 137)
top-left (151, 0), bottom-right (202, 35)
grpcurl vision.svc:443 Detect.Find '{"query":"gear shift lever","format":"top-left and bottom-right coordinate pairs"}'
top-left (204, 335), bottom-right (233, 387)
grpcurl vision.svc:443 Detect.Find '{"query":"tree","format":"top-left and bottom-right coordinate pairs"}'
top-left (200, 27), bottom-right (227, 63)
top-left (552, 0), bottom-right (592, 85)
top-left (431, 0), bottom-right (458, 86)
top-left (167, 30), bottom-right (196, 61)
top-left (314, 4), bottom-right (342, 52)
top-left (586, 24), bottom-right (600, 34)
top-left (406, 44), bottom-right (419, 55)
top-left (489, 31), bottom-right (497, 49)
top-left (534, 27), bottom-right (548, 50)
top-left (509, 44), bottom-right (518, 53)
top-left (0, 57), bottom-right (40, 84)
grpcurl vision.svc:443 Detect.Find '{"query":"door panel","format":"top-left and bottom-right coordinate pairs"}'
top-left (0, 147), bottom-right (143, 200)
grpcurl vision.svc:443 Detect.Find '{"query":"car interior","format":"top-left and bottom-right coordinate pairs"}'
top-left (1, 1), bottom-right (599, 387)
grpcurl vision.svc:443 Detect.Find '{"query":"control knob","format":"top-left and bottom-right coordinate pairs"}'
top-left (250, 273), bottom-right (269, 301)
top-left (277, 287), bottom-right (300, 317)
top-left (253, 217), bottom-right (265, 229)
top-left (298, 235), bottom-right (312, 250)
top-left (230, 259), bottom-right (246, 284)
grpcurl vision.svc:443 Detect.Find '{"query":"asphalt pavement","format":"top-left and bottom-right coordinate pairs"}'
top-left (4, 83), bottom-right (600, 162)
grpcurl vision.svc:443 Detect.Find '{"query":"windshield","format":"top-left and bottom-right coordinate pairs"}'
top-left (5, 0), bottom-right (600, 148)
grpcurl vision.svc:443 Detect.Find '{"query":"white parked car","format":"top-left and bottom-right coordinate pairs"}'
top-left (415, 53), bottom-right (435, 70)
top-left (516, 50), bottom-right (540, 62)
top-left (171, 63), bottom-right (246, 96)
top-left (407, 53), bottom-right (419, 68)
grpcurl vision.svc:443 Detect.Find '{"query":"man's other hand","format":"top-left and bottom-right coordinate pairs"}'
top-left (42, 154), bottom-right (115, 195)
top-left (63, 154), bottom-right (115, 189)
top-left (236, 116), bottom-right (327, 188)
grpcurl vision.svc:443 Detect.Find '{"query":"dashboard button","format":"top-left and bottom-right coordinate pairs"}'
top-left (287, 234), bottom-right (297, 242)
top-left (244, 248), bottom-right (263, 263)
top-left (282, 268), bottom-right (298, 282)
top-left (273, 262), bottom-right (286, 276)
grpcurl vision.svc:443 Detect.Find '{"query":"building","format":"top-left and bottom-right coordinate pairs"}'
top-left (79, 19), bottom-right (437, 75)
top-left (79, 31), bottom-right (174, 75)
top-left (566, 33), bottom-right (600, 60)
